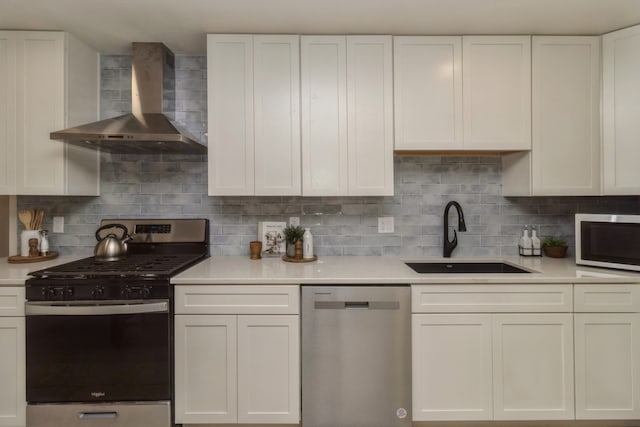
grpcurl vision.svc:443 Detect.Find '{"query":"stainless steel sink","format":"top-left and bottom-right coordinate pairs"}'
top-left (406, 262), bottom-right (531, 274)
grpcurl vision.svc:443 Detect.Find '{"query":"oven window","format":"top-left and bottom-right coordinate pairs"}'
top-left (581, 221), bottom-right (640, 266)
top-left (26, 313), bottom-right (170, 403)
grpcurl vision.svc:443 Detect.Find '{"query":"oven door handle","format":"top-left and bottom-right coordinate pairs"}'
top-left (25, 300), bottom-right (169, 316)
top-left (78, 411), bottom-right (119, 420)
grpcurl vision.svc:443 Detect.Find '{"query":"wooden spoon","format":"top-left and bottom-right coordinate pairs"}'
top-left (35, 210), bottom-right (44, 230)
top-left (18, 210), bottom-right (32, 230)
top-left (30, 208), bottom-right (37, 230)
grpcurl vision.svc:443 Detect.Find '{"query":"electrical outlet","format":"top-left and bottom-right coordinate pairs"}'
top-left (289, 217), bottom-right (300, 226)
top-left (53, 216), bottom-right (64, 233)
top-left (378, 217), bottom-right (394, 233)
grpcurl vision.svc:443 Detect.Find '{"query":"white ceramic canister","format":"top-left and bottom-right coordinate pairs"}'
top-left (21, 230), bottom-right (41, 257)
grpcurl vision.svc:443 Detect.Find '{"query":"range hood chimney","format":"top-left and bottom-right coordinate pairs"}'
top-left (50, 42), bottom-right (206, 154)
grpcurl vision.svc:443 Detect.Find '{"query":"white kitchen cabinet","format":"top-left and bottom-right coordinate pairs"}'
top-left (503, 36), bottom-right (601, 196)
top-left (174, 285), bottom-right (300, 425)
top-left (206, 35), bottom-right (254, 196)
top-left (174, 315), bottom-right (237, 424)
top-left (253, 35), bottom-right (301, 196)
top-left (300, 36), bottom-right (348, 196)
top-left (300, 35), bottom-right (393, 196)
top-left (0, 30), bottom-right (99, 196)
top-left (412, 314), bottom-right (493, 420)
top-left (346, 36), bottom-right (394, 196)
top-left (574, 314), bottom-right (640, 420)
top-left (0, 32), bottom-right (16, 195)
top-left (574, 284), bottom-right (640, 419)
top-left (0, 287), bottom-right (25, 427)
top-left (237, 315), bottom-right (299, 424)
top-left (463, 36), bottom-right (531, 150)
top-left (411, 284), bottom-right (573, 422)
top-left (393, 35), bottom-right (529, 152)
top-left (411, 283), bottom-right (573, 314)
top-left (603, 24), bottom-right (640, 195)
top-left (492, 314), bottom-right (574, 420)
top-left (207, 34), bottom-right (300, 196)
top-left (393, 36), bottom-right (463, 150)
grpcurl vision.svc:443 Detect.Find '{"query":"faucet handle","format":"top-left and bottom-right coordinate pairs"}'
top-left (443, 229), bottom-right (458, 257)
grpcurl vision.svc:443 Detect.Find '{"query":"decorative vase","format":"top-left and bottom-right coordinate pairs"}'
top-left (543, 245), bottom-right (568, 258)
top-left (294, 241), bottom-right (303, 259)
top-left (286, 242), bottom-right (297, 258)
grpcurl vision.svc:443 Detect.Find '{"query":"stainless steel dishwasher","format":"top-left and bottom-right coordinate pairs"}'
top-left (301, 285), bottom-right (411, 427)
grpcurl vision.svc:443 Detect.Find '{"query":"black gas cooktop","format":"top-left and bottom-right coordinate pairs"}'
top-left (26, 219), bottom-right (209, 302)
top-left (29, 253), bottom-right (207, 279)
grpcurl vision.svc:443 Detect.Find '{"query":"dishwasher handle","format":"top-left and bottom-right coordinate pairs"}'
top-left (314, 300), bottom-right (399, 310)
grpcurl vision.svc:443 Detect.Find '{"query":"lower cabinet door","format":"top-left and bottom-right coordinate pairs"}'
top-left (574, 313), bottom-right (640, 419)
top-left (0, 317), bottom-right (25, 427)
top-left (237, 315), bottom-right (300, 424)
top-left (492, 314), bottom-right (574, 420)
top-left (412, 314), bottom-right (493, 421)
top-left (174, 315), bottom-right (237, 424)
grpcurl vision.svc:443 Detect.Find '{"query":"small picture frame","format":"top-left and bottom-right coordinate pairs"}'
top-left (258, 221), bottom-right (286, 256)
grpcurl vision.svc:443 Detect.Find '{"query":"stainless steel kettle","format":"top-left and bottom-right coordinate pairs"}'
top-left (94, 224), bottom-right (132, 261)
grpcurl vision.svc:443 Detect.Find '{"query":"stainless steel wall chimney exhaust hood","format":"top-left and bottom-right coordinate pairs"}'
top-left (50, 42), bottom-right (206, 154)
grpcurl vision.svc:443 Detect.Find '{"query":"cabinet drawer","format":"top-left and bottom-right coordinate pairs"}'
top-left (574, 284), bottom-right (640, 312)
top-left (0, 287), bottom-right (25, 316)
top-left (411, 284), bottom-right (573, 313)
top-left (175, 285), bottom-right (299, 314)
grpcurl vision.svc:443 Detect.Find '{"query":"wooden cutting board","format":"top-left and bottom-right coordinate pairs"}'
top-left (7, 252), bottom-right (59, 264)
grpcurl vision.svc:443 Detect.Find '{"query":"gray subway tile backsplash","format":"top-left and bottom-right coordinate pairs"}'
top-left (16, 54), bottom-right (640, 258)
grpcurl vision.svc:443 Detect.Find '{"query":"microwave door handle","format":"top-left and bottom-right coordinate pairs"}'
top-left (25, 301), bottom-right (169, 316)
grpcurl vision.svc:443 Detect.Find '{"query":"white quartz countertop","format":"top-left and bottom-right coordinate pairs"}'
top-left (2, 255), bottom-right (639, 286)
top-left (171, 255), bottom-right (640, 285)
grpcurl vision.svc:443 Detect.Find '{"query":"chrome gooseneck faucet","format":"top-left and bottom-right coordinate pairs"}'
top-left (443, 201), bottom-right (467, 257)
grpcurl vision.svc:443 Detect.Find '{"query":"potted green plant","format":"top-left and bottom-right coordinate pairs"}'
top-left (543, 236), bottom-right (568, 258)
top-left (283, 224), bottom-right (305, 257)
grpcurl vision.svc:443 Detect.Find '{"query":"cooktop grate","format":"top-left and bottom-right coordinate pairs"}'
top-left (29, 253), bottom-right (206, 279)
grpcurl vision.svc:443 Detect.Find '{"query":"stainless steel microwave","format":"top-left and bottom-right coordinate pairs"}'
top-left (575, 213), bottom-right (640, 272)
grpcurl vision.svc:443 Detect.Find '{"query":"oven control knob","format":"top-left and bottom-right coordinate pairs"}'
top-left (91, 286), bottom-right (105, 299)
top-left (63, 287), bottom-right (74, 299)
top-left (43, 287), bottom-right (57, 299)
top-left (142, 286), bottom-right (151, 298)
top-left (120, 286), bottom-right (131, 299)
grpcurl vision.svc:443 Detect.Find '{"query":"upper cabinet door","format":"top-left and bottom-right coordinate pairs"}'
top-left (603, 24), bottom-right (640, 195)
top-left (463, 36), bottom-right (531, 150)
top-left (531, 36), bottom-right (601, 195)
top-left (15, 32), bottom-right (66, 194)
top-left (301, 35), bottom-right (395, 197)
top-left (207, 34), bottom-right (255, 196)
top-left (347, 36), bottom-right (394, 196)
top-left (301, 36), bottom-right (348, 196)
top-left (253, 35), bottom-right (301, 196)
top-left (0, 32), bottom-right (16, 195)
top-left (394, 36), bottom-right (463, 150)
top-left (0, 31), bottom-right (98, 196)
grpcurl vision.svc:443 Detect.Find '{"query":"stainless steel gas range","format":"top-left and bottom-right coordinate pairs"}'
top-left (24, 219), bottom-right (209, 427)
